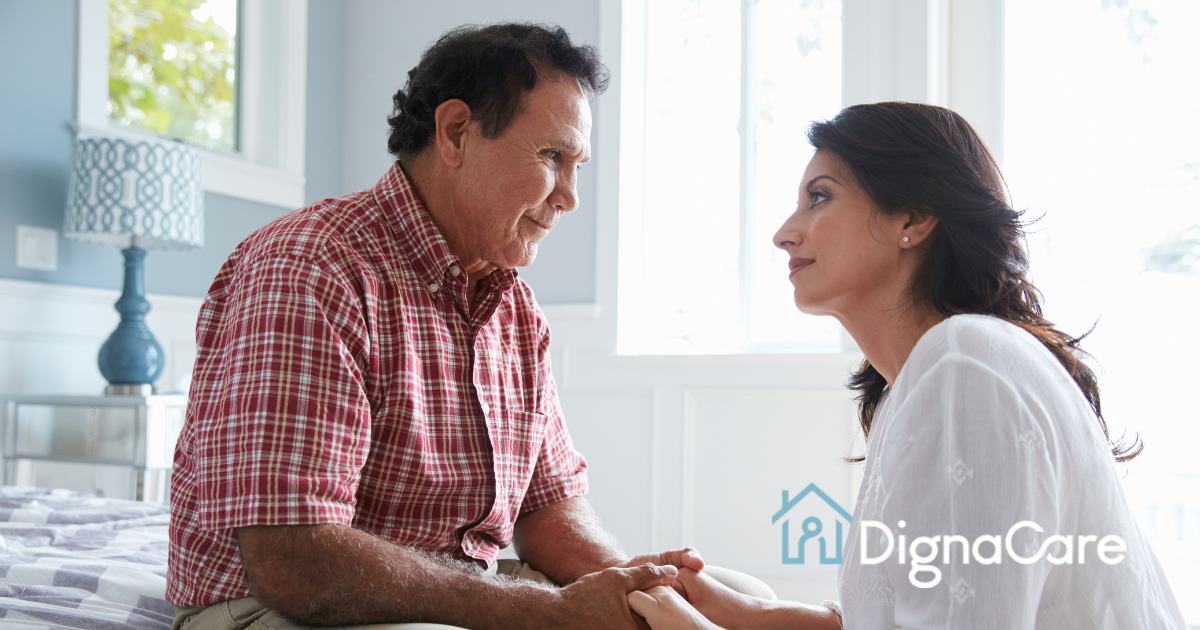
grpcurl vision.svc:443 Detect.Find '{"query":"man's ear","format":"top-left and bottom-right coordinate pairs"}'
top-left (899, 211), bottom-right (939, 247)
top-left (433, 99), bottom-right (472, 168)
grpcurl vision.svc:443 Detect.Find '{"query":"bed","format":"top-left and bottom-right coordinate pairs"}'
top-left (0, 486), bottom-right (172, 629)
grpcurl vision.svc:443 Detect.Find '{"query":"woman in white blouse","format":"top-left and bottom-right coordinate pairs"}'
top-left (627, 102), bottom-right (1187, 629)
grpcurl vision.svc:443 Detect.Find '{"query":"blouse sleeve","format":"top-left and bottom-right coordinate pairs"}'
top-left (875, 352), bottom-right (1060, 630)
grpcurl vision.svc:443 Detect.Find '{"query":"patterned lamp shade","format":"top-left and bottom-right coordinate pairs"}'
top-left (64, 137), bottom-right (204, 250)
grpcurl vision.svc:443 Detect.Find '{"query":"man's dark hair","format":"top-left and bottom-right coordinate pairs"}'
top-left (387, 23), bottom-right (609, 161)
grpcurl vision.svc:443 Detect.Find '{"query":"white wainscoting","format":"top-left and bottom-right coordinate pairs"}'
top-left (545, 332), bottom-right (865, 603)
top-left (0, 278), bottom-right (202, 496)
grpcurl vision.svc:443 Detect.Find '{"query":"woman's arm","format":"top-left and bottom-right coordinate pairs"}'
top-left (627, 570), bottom-right (841, 630)
top-left (873, 353), bottom-right (1056, 628)
top-left (675, 569), bottom-right (842, 630)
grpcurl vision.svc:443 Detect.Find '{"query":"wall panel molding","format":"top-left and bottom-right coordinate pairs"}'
top-left (0, 278), bottom-right (202, 396)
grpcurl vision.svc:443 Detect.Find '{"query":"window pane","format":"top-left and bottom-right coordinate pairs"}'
top-left (748, 0), bottom-right (842, 348)
top-left (1005, 0), bottom-right (1200, 619)
top-left (623, 0), bottom-right (843, 353)
top-left (109, 0), bottom-right (239, 151)
top-left (634, 0), bottom-right (743, 352)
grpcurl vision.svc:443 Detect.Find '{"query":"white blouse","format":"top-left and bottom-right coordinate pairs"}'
top-left (834, 314), bottom-right (1187, 629)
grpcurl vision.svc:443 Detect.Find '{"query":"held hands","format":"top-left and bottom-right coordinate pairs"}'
top-left (555, 563), bottom-right (680, 630)
top-left (629, 569), bottom-right (758, 630)
top-left (549, 547), bottom-right (713, 630)
top-left (628, 585), bottom-right (724, 630)
top-left (621, 547), bottom-right (706, 574)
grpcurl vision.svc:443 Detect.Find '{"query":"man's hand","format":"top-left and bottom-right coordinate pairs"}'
top-left (622, 547), bottom-right (706, 574)
top-left (628, 585), bottom-right (725, 630)
top-left (553, 564), bottom-right (681, 630)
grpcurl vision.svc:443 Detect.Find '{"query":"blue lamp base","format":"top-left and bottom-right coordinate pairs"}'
top-left (98, 246), bottom-right (164, 390)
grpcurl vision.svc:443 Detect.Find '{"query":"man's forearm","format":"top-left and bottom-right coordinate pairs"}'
top-left (237, 524), bottom-right (560, 628)
top-left (512, 496), bottom-right (628, 584)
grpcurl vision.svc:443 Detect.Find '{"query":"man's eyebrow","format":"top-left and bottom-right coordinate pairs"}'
top-left (552, 141), bottom-right (590, 162)
top-left (805, 174), bottom-right (839, 190)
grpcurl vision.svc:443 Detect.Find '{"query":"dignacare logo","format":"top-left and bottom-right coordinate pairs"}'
top-left (772, 483), bottom-right (853, 565)
top-left (860, 520), bottom-right (1128, 588)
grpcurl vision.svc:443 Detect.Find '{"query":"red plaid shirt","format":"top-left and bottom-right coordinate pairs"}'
top-left (166, 163), bottom-right (588, 607)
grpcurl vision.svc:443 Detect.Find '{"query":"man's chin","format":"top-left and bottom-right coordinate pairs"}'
top-left (501, 244), bottom-right (539, 269)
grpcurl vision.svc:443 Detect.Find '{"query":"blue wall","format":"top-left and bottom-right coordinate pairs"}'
top-left (0, 0), bottom-right (348, 298)
top-left (0, 0), bottom-right (598, 303)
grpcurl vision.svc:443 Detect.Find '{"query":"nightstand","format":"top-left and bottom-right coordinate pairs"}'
top-left (1, 394), bottom-right (187, 502)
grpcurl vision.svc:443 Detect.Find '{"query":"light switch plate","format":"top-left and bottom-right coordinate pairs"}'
top-left (16, 224), bottom-right (58, 272)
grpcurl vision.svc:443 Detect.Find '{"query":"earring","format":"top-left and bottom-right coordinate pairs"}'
top-left (903, 236), bottom-right (910, 243)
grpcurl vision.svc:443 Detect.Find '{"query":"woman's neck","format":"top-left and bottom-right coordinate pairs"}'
top-left (839, 299), bottom-right (948, 387)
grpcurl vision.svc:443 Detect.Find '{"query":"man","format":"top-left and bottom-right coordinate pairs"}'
top-left (167, 23), bottom-right (763, 630)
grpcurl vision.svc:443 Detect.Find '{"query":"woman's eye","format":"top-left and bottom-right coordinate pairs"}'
top-left (809, 191), bottom-right (829, 207)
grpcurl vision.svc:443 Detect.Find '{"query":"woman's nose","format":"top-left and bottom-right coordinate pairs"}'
top-left (773, 210), bottom-right (803, 249)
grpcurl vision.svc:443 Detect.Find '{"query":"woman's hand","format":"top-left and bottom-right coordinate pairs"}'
top-left (628, 585), bottom-right (724, 630)
top-left (674, 568), bottom-right (762, 627)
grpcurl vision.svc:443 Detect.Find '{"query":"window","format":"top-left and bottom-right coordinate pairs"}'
top-left (617, 0), bottom-right (845, 354)
top-left (1004, 0), bottom-right (1200, 619)
top-left (108, 0), bottom-right (240, 152)
top-left (76, 0), bottom-right (307, 208)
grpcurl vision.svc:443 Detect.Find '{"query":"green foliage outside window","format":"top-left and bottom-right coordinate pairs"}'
top-left (109, 0), bottom-right (238, 151)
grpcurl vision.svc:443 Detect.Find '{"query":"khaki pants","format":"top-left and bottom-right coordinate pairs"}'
top-left (172, 560), bottom-right (776, 630)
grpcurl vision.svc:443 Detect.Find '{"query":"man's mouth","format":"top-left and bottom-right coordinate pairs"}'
top-left (524, 216), bottom-right (553, 231)
top-left (789, 257), bottom-right (815, 273)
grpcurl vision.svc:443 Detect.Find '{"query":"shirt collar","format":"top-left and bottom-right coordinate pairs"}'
top-left (372, 162), bottom-right (517, 298)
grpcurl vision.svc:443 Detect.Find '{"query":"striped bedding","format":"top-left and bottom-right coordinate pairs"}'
top-left (0, 487), bottom-right (171, 629)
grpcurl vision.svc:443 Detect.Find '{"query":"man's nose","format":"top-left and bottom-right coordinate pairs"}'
top-left (551, 170), bottom-right (579, 213)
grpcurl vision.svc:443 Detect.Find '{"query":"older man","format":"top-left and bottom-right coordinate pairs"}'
top-left (166, 23), bottom-right (743, 630)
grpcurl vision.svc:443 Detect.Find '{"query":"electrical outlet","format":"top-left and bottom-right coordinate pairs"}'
top-left (16, 224), bottom-right (58, 272)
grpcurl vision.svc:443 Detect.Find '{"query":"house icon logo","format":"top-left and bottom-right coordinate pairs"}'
top-left (771, 483), bottom-right (853, 565)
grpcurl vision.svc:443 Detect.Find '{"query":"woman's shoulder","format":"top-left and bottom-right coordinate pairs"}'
top-left (907, 314), bottom-right (1067, 382)
top-left (891, 314), bottom-right (1086, 421)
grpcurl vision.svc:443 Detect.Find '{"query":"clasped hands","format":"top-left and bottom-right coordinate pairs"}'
top-left (590, 548), bottom-right (752, 630)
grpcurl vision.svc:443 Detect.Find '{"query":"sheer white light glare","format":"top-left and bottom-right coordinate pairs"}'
top-left (618, 0), bottom-right (843, 354)
top-left (1005, 0), bottom-right (1200, 618)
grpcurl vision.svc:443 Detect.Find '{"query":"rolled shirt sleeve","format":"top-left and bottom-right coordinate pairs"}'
top-left (194, 254), bottom-right (373, 531)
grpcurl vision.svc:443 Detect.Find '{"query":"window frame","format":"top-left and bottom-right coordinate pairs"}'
top-left (75, 0), bottom-right (308, 209)
top-left (605, 0), bottom-right (1004, 355)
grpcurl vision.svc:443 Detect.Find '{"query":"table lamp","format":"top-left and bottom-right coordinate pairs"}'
top-left (63, 137), bottom-right (204, 395)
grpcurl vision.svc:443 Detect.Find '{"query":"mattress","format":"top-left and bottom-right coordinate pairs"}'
top-left (0, 486), bottom-right (172, 629)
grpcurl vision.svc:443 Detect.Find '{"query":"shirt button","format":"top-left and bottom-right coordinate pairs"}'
top-left (427, 282), bottom-right (439, 293)
top-left (480, 401), bottom-right (490, 416)
top-left (449, 266), bottom-right (462, 277)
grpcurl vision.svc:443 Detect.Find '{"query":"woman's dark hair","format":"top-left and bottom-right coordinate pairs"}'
top-left (807, 102), bottom-right (1141, 463)
top-left (387, 23), bottom-right (609, 161)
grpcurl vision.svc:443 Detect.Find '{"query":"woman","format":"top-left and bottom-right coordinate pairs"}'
top-left (627, 103), bottom-right (1187, 629)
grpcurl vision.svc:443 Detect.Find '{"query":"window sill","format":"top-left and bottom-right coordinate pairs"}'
top-left (73, 122), bottom-right (306, 210)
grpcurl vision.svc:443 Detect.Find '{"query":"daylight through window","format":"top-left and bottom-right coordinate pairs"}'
top-left (619, 0), bottom-right (844, 354)
top-left (1004, 0), bottom-right (1200, 618)
top-left (108, 0), bottom-right (239, 151)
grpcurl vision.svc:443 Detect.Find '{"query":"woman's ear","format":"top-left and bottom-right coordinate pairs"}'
top-left (433, 99), bottom-right (472, 168)
top-left (900, 211), bottom-right (939, 247)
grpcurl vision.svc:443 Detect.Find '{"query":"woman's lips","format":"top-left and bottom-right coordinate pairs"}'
top-left (789, 257), bottom-right (815, 274)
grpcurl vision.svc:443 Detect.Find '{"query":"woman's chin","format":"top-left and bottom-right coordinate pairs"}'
top-left (792, 290), bottom-right (826, 316)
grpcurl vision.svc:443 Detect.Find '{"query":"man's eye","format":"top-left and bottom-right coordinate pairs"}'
top-left (544, 149), bottom-right (560, 160)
